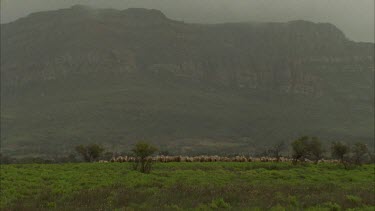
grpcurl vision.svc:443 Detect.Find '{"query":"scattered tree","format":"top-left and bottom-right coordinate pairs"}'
top-left (131, 142), bottom-right (158, 173)
top-left (291, 136), bottom-right (326, 164)
top-left (75, 144), bottom-right (105, 162)
top-left (268, 141), bottom-right (286, 162)
top-left (291, 136), bottom-right (310, 164)
top-left (331, 142), bottom-right (350, 164)
top-left (351, 143), bottom-right (368, 166)
top-left (308, 137), bottom-right (325, 164)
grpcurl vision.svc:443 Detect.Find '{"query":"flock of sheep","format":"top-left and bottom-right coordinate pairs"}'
top-left (99, 155), bottom-right (339, 163)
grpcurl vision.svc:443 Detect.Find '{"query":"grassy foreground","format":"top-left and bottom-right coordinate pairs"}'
top-left (1, 162), bottom-right (374, 210)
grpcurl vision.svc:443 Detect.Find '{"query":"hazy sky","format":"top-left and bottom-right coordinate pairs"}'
top-left (1, 0), bottom-right (374, 42)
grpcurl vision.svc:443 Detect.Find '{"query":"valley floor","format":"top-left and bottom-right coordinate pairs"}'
top-left (0, 162), bottom-right (374, 210)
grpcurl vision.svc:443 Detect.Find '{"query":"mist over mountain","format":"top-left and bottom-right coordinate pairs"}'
top-left (1, 0), bottom-right (374, 42)
top-left (1, 6), bottom-right (374, 156)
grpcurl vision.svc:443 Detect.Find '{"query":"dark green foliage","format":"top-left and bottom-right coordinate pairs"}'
top-left (331, 142), bottom-right (350, 163)
top-left (308, 137), bottom-right (325, 164)
top-left (75, 144), bottom-right (105, 162)
top-left (131, 142), bottom-right (158, 173)
top-left (291, 136), bottom-right (311, 163)
top-left (291, 136), bottom-right (325, 164)
top-left (351, 142), bottom-right (369, 165)
top-left (208, 198), bottom-right (231, 209)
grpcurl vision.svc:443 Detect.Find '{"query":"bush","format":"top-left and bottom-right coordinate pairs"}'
top-left (346, 195), bottom-right (362, 206)
top-left (268, 141), bottom-right (286, 162)
top-left (331, 142), bottom-right (369, 168)
top-left (351, 143), bottom-right (369, 165)
top-left (210, 198), bottom-right (231, 209)
top-left (291, 136), bottom-right (324, 164)
top-left (291, 136), bottom-right (311, 163)
top-left (308, 137), bottom-right (325, 164)
top-left (331, 142), bottom-right (350, 163)
top-left (75, 144), bottom-right (105, 162)
top-left (131, 142), bottom-right (158, 173)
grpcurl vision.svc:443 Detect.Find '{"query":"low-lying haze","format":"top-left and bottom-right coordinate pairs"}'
top-left (1, 0), bottom-right (374, 42)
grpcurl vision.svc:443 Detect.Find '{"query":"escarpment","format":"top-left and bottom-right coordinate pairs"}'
top-left (1, 6), bottom-right (373, 96)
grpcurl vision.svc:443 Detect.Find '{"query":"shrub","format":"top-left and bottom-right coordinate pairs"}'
top-left (210, 198), bottom-right (231, 209)
top-left (288, 195), bottom-right (299, 207)
top-left (308, 137), bottom-right (325, 164)
top-left (268, 141), bottom-right (286, 162)
top-left (75, 144), bottom-right (105, 162)
top-left (351, 143), bottom-right (369, 166)
top-left (131, 142), bottom-right (158, 173)
top-left (45, 202), bottom-right (56, 208)
top-left (291, 136), bottom-right (311, 164)
top-left (291, 136), bottom-right (325, 164)
top-left (331, 142), bottom-right (350, 164)
top-left (346, 195), bottom-right (362, 206)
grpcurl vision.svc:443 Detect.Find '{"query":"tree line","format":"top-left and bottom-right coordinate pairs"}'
top-left (1, 137), bottom-right (373, 173)
top-left (288, 136), bottom-right (371, 169)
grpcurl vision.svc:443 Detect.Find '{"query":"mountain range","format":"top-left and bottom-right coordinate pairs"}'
top-left (1, 5), bottom-right (374, 156)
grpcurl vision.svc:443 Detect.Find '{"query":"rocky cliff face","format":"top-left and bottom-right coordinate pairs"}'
top-left (2, 6), bottom-right (373, 97)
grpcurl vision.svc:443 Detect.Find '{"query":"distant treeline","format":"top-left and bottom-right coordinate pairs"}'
top-left (1, 137), bottom-right (374, 168)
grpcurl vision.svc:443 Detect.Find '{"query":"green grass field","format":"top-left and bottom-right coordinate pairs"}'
top-left (1, 162), bottom-right (374, 210)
